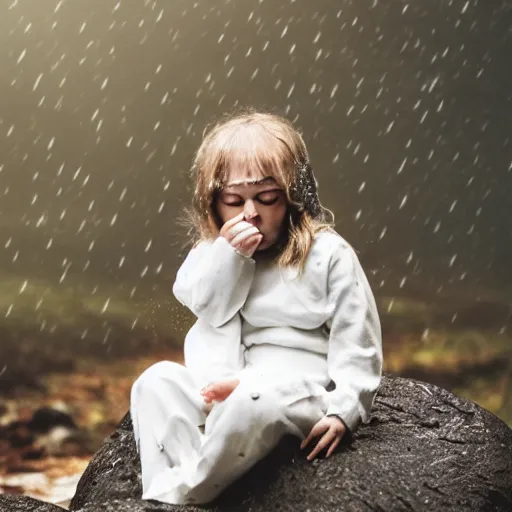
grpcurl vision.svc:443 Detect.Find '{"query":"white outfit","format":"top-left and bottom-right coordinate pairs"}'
top-left (130, 230), bottom-right (382, 505)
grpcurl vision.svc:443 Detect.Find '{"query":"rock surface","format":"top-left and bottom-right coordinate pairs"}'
top-left (2, 376), bottom-right (510, 511)
top-left (62, 375), bottom-right (512, 512)
top-left (0, 495), bottom-right (65, 512)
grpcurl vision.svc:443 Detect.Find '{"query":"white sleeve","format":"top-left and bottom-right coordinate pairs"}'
top-left (172, 237), bottom-right (256, 328)
top-left (325, 240), bottom-right (383, 432)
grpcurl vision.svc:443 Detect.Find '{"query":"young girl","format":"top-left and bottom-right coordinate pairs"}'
top-left (130, 109), bottom-right (383, 505)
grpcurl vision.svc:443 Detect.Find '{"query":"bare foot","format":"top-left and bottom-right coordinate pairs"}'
top-left (200, 378), bottom-right (240, 404)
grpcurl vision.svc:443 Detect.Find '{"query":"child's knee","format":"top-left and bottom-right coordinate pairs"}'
top-left (132, 361), bottom-right (185, 397)
top-left (227, 378), bottom-right (281, 424)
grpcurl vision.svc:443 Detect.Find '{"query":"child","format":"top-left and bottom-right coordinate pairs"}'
top-left (130, 109), bottom-right (383, 505)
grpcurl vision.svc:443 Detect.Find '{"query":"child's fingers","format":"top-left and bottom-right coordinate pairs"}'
top-left (200, 387), bottom-right (214, 403)
top-left (230, 225), bottom-right (260, 246)
top-left (215, 379), bottom-right (240, 398)
top-left (223, 212), bottom-right (245, 229)
top-left (219, 213), bottom-right (245, 237)
top-left (201, 379), bottom-right (241, 404)
top-left (307, 430), bottom-right (336, 461)
top-left (300, 422), bottom-right (324, 450)
top-left (224, 221), bottom-right (255, 243)
top-left (243, 232), bottom-right (263, 246)
top-left (237, 232), bottom-right (262, 251)
top-left (326, 436), bottom-right (341, 458)
top-left (235, 233), bottom-right (263, 258)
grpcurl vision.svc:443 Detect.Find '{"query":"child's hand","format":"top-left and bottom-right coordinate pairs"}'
top-left (220, 213), bottom-right (263, 258)
top-left (200, 378), bottom-right (240, 404)
top-left (300, 415), bottom-right (346, 461)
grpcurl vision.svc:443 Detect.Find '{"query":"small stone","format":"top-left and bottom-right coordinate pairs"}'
top-left (251, 392), bottom-right (260, 400)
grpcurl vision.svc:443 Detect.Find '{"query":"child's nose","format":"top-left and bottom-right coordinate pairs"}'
top-left (244, 200), bottom-right (259, 222)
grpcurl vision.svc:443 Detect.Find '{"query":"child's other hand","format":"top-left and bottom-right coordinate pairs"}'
top-left (200, 378), bottom-right (240, 404)
top-left (220, 213), bottom-right (263, 258)
top-left (300, 415), bottom-right (346, 461)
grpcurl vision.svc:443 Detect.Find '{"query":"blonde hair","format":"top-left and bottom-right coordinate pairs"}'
top-left (183, 107), bottom-right (334, 273)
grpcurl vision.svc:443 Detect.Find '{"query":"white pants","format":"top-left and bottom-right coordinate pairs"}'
top-left (130, 361), bottom-right (329, 505)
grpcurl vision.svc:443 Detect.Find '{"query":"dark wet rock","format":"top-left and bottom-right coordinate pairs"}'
top-left (0, 494), bottom-right (65, 512)
top-left (77, 498), bottom-right (202, 512)
top-left (116, 411), bottom-right (133, 432)
top-left (69, 428), bottom-right (142, 511)
top-left (69, 376), bottom-right (512, 512)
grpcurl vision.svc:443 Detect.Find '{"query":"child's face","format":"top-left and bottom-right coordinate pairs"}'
top-left (215, 166), bottom-right (287, 252)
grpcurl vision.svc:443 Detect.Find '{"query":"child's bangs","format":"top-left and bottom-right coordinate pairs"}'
top-left (217, 125), bottom-right (293, 188)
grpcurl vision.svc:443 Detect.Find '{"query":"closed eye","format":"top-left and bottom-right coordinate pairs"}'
top-left (257, 195), bottom-right (279, 205)
top-left (221, 190), bottom-right (283, 207)
top-left (258, 189), bottom-right (284, 204)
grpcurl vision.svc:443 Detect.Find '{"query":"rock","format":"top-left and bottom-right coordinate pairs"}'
top-left (69, 428), bottom-right (142, 511)
top-left (76, 498), bottom-right (201, 512)
top-left (0, 494), bottom-right (65, 512)
top-left (116, 411), bottom-right (133, 432)
top-left (69, 376), bottom-right (512, 511)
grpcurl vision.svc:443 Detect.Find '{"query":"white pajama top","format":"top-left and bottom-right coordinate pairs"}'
top-left (172, 229), bottom-right (383, 432)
